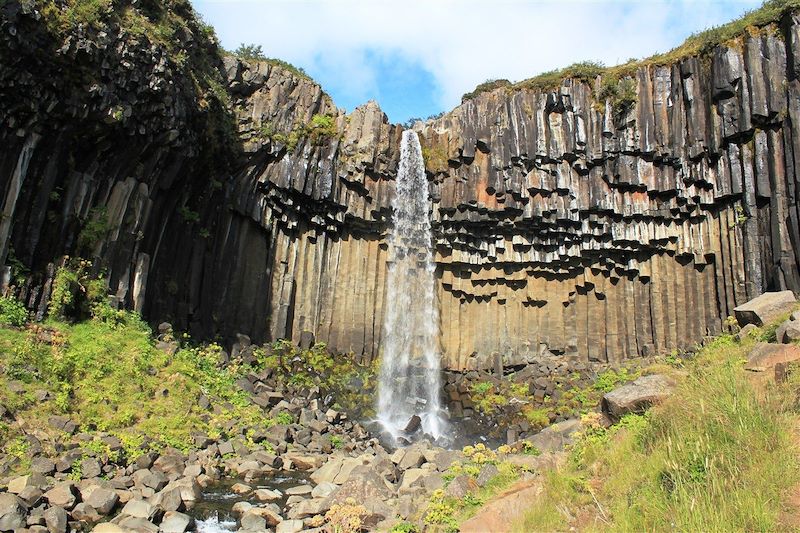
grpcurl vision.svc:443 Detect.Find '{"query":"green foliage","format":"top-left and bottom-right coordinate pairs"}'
top-left (330, 435), bottom-right (344, 449)
top-left (233, 43), bottom-right (266, 61)
top-left (77, 207), bottom-right (111, 253)
top-left (424, 489), bottom-right (459, 532)
top-left (519, 61), bottom-right (605, 92)
top-left (514, 320), bottom-right (800, 532)
top-left (461, 78), bottom-right (511, 102)
top-left (0, 297), bottom-right (28, 327)
top-left (307, 114), bottom-right (338, 144)
top-left (178, 205), bottom-right (200, 223)
top-left (275, 411), bottom-right (294, 425)
top-left (593, 367), bottom-right (638, 393)
top-left (595, 76), bottom-right (638, 114)
top-left (47, 260), bottom-right (107, 320)
top-left (389, 522), bottom-right (418, 533)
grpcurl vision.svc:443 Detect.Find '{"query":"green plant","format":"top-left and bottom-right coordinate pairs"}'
top-left (275, 412), bottom-right (294, 425)
top-left (461, 78), bottom-right (512, 102)
top-left (48, 260), bottom-right (107, 320)
top-left (389, 522), bottom-right (418, 533)
top-left (330, 435), bottom-right (344, 449)
top-left (0, 297), bottom-right (28, 327)
top-left (178, 205), bottom-right (200, 223)
top-left (595, 76), bottom-right (638, 114)
top-left (233, 43), bottom-right (266, 61)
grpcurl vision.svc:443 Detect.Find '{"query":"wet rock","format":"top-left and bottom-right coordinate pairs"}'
top-left (231, 483), bottom-right (252, 495)
top-left (403, 415), bottom-right (422, 434)
top-left (734, 291), bottom-right (797, 327)
top-left (602, 375), bottom-right (675, 420)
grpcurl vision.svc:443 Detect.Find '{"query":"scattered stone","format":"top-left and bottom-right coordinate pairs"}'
top-left (159, 511), bottom-right (194, 533)
top-left (276, 519), bottom-right (305, 533)
top-left (745, 343), bottom-right (800, 372)
top-left (734, 291), bottom-right (797, 327)
top-left (602, 375), bottom-right (675, 420)
top-left (0, 493), bottom-right (27, 531)
top-left (253, 489), bottom-right (281, 502)
top-left (70, 503), bottom-right (101, 523)
top-left (285, 485), bottom-right (312, 496)
top-left (230, 483), bottom-right (252, 495)
top-left (43, 506), bottom-right (68, 533)
top-left (120, 499), bottom-right (158, 521)
top-left (85, 487), bottom-right (118, 515)
top-left (240, 511), bottom-right (267, 531)
top-left (311, 482), bottom-right (337, 499)
top-left (44, 482), bottom-right (77, 510)
top-left (444, 474), bottom-right (478, 500)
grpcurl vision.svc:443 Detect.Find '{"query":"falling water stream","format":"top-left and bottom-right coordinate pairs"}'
top-left (376, 130), bottom-right (447, 443)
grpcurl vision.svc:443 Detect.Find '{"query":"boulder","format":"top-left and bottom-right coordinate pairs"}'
top-left (276, 519), bottom-right (305, 533)
top-left (745, 343), bottom-right (800, 372)
top-left (8, 474), bottom-right (46, 494)
top-left (240, 511), bottom-right (267, 531)
top-left (398, 468), bottom-right (426, 492)
top-left (311, 482), bottom-right (337, 499)
top-left (527, 418), bottom-right (583, 452)
top-left (285, 485), bottom-right (312, 496)
top-left (70, 503), bottom-right (101, 523)
top-left (602, 375), bottom-right (675, 420)
top-left (323, 465), bottom-right (393, 519)
top-left (44, 482), bottom-right (77, 510)
top-left (253, 489), bottom-right (281, 502)
top-left (43, 506), bottom-right (68, 533)
top-left (734, 291), bottom-right (797, 327)
top-left (159, 511), bottom-right (194, 533)
top-left (119, 499), bottom-right (159, 521)
top-left (0, 493), bottom-right (27, 531)
top-left (444, 474), bottom-right (478, 500)
top-left (85, 487), bottom-right (119, 515)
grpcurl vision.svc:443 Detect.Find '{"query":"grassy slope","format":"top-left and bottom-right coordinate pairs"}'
top-left (513, 318), bottom-right (800, 532)
top-left (0, 313), bottom-right (276, 465)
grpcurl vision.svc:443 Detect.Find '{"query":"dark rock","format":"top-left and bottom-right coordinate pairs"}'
top-left (403, 415), bottom-right (422, 434)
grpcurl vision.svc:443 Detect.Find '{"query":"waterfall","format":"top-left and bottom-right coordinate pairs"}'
top-left (376, 130), bottom-right (447, 443)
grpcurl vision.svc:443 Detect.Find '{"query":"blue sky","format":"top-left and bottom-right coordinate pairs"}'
top-left (192, 0), bottom-right (763, 123)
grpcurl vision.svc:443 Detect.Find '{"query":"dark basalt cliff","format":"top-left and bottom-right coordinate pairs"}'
top-left (2, 0), bottom-right (800, 370)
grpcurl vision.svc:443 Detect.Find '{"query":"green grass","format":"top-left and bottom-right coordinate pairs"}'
top-left (513, 329), bottom-right (800, 532)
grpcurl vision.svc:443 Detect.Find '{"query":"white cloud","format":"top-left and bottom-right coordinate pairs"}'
top-left (195, 0), bottom-right (762, 112)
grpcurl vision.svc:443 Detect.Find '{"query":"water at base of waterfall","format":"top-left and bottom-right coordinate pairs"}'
top-left (376, 130), bottom-right (448, 444)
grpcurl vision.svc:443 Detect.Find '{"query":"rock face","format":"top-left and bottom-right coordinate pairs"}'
top-left (3, 0), bottom-right (800, 370)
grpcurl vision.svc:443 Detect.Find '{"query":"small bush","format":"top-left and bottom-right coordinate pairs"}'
top-left (0, 297), bottom-right (28, 327)
top-left (233, 43), bottom-right (266, 61)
